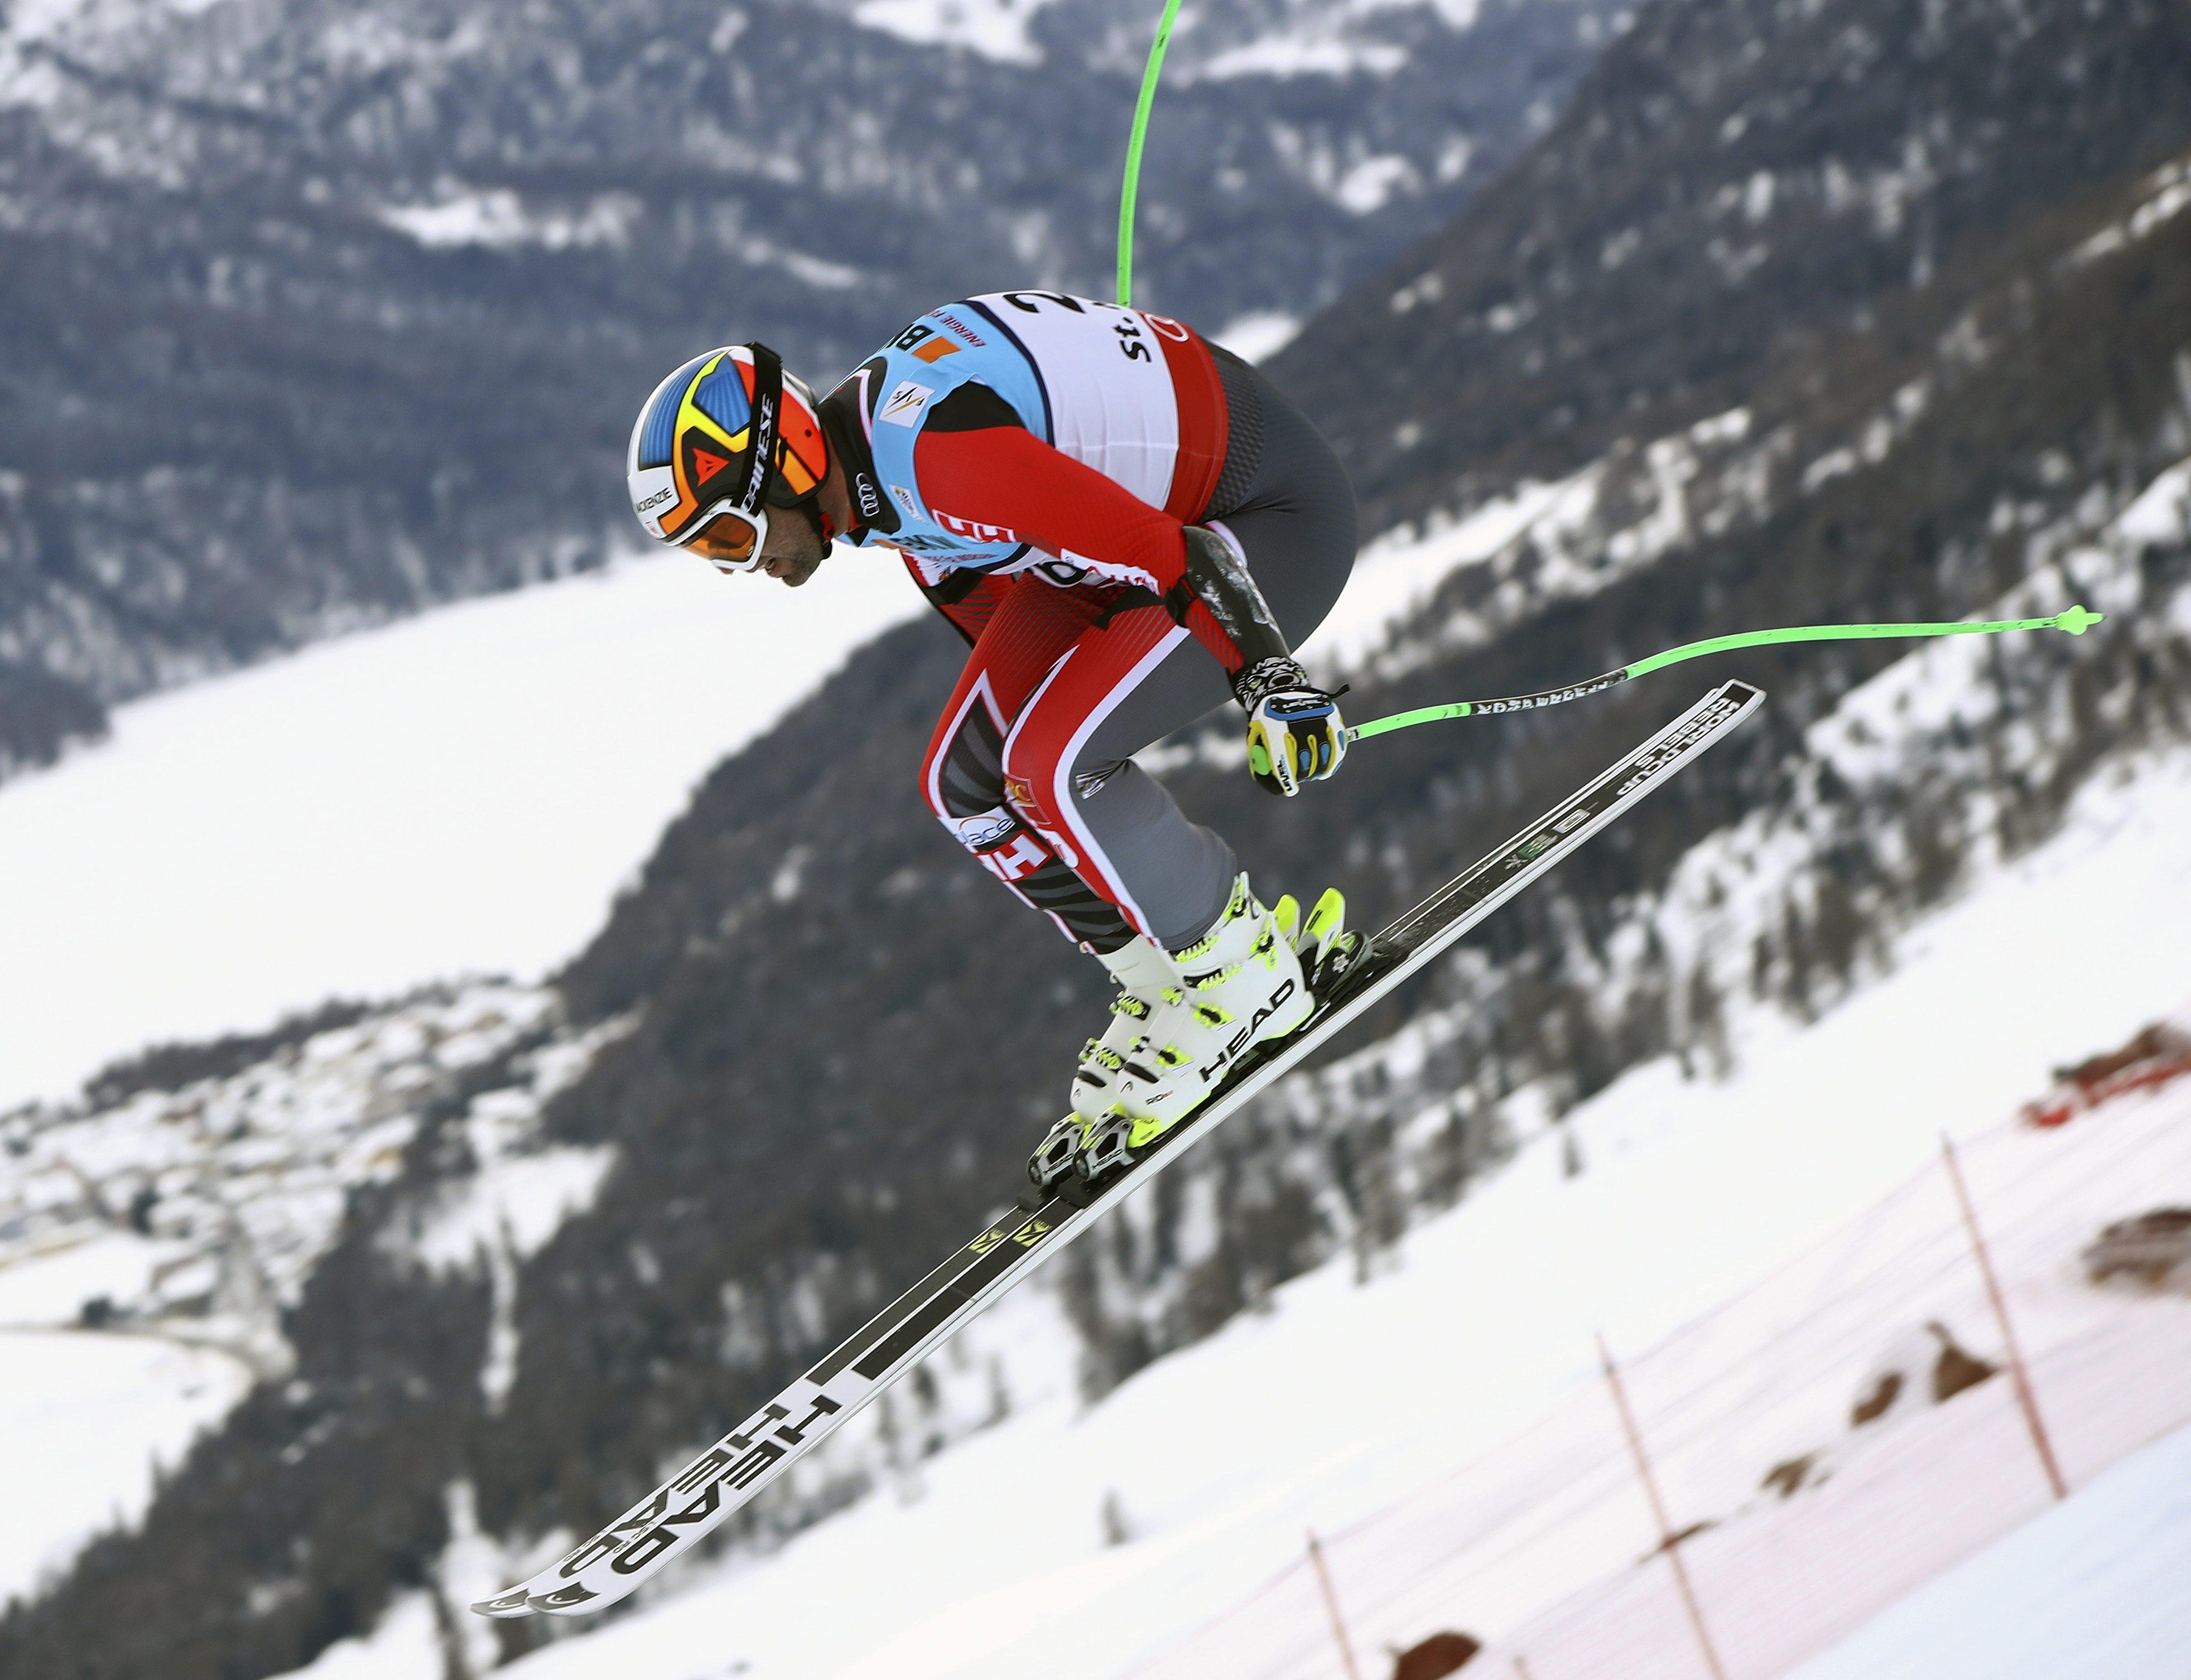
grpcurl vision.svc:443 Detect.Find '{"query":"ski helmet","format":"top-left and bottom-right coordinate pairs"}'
top-left (626, 344), bottom-right (830, 571)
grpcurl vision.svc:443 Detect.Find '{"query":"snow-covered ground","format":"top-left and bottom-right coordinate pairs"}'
top-left (0, 549), bottom-right (920, 1111)
top-left (0, 1329), bottom-right (252, 1608)
top-left (337, 1464), bottom-right (2191, 1680)
top-left (1786, 1418), bottom-right (2191, 1680)
top-left (325, 732), bottom-right (2185, 1678)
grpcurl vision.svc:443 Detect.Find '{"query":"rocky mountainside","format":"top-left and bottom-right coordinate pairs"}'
top-left (1272, 0), bottom-right (2191, 532)
top-left (0, 0), bottom-right (1602, 776)
top-left (5, 0), bottom-right (2191, 1676)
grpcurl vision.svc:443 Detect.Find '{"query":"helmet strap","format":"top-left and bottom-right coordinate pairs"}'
top-left (739, 342), bottom-right (786, 515)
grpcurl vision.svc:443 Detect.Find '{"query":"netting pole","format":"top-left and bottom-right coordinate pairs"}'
top-left (1306, 1529), bottom-right (1364, 1680)
top-left (1597, 1332), bottom-right (1728, 1680)
top-left (1940, 1133), bottom-right (2069, 1500)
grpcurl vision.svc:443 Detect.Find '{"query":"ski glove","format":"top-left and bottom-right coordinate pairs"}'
top-left (1167, 526), bottom-right (1346, 795)
top-left (1235, 656), bottom-right (1349, 798)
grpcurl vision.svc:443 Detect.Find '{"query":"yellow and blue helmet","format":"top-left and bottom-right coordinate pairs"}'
top-left (625, 343), bottom-right (830, 569)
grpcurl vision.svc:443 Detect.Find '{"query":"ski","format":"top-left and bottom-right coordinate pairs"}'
top-left (473, 678), bottom-right (1764, 1620)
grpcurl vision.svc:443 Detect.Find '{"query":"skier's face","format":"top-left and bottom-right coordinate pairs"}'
top-left (758, 500), bottom-right (828, 587)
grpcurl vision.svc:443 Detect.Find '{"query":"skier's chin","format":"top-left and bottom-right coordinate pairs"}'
top-left (767, 511), bottom-right (828, 586)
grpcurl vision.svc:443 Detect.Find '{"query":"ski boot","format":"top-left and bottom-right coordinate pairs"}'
top-left (1070, 934), bottom-right (1184, 1123)
top-left (1074, 876), bottom-right (1345, 1181)
top-left (1025, 934), bottom-right (1184, 1197)
top-left (1294, 886), bottom-right (1368, 996)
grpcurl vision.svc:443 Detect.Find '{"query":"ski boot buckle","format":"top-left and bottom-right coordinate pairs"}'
top-left (1024, 1117), bottom-right (1086, 1206)
top-left (1072, 1112), bottom-right (1135, 1193)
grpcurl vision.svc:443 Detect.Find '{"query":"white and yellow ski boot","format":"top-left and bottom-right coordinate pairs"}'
top-left (1077, 875), bottom-right (1333, 1177)
top-left (1027, 934), bottom-right (1184, 1194)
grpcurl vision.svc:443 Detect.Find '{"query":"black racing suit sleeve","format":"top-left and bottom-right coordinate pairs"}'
top-left (1170, 525), bottom-right (1291, 680)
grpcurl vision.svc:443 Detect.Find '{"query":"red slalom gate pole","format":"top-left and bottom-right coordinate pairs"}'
top-left (1597, 1332), bottom-right (1729, 1680)
top-left (1940, 1133), bottom-right (2069, 1500)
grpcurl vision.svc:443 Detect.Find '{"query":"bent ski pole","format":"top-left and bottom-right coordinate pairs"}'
top-left (1346, 605), bottom-right (2105, 741)
top-left (1116, 0), bottom-right (1183, 306)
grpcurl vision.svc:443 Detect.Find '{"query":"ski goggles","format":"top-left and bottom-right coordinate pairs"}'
top-left (682, 503), bottom-right (771, 570)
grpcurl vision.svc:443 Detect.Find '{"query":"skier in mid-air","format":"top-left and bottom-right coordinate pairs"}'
top-left (495, 284), bottom-right (1781, 1626)
top-left (625, 291), bottom-right (1357, 1179)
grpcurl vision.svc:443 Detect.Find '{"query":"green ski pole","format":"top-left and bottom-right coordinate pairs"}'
top-left (1347, 605), bottom-right (2105, 742)
top-left (1117, 0), bottom-right (1184, 306)
top-left (1106, 4), bottom-right (2102, 749)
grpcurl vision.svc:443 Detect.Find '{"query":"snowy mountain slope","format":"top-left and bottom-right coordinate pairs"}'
top-left (452, 411), bottom-right (2190, 1671)
top-left (243, 713), bottom-right (2191, 1680)
top-left (1276, 0), bottom-right (2191, 532)
top-left (20, 138), bottom-right (2176, 1680)
top-left (8, 12), bottom-right (2191, 1679)
top-left (22, 445), bottom-right (2164, 1677)
top-left (1043, 225), bottom-right (2191, 1387)
top-left (0, 548), bottom-right (919, 1111)
top-left (6, 409), bottom-right (2184, 1680)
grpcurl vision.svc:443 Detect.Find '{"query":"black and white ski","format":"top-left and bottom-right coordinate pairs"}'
top-left (473, 679), bottom-right (1763, 1621)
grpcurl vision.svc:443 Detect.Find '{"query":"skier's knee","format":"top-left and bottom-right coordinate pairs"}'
top-left (997, 730), bottom-right (1089, 869)
top-left (997, 736), bottom-right (1062, 830)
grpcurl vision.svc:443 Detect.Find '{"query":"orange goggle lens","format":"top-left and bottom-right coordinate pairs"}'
top-left (686, 507), bottom-right (766, 568)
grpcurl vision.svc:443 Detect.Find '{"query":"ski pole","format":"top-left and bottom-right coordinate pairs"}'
top-left (1346, 605), bottom-right (2105, 741)
top-left (1116, 0), bottom-right (1183, 306)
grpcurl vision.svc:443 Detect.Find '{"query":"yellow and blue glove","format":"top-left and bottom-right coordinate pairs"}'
top-left (1235, 656), bottom-right (1349, 798)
